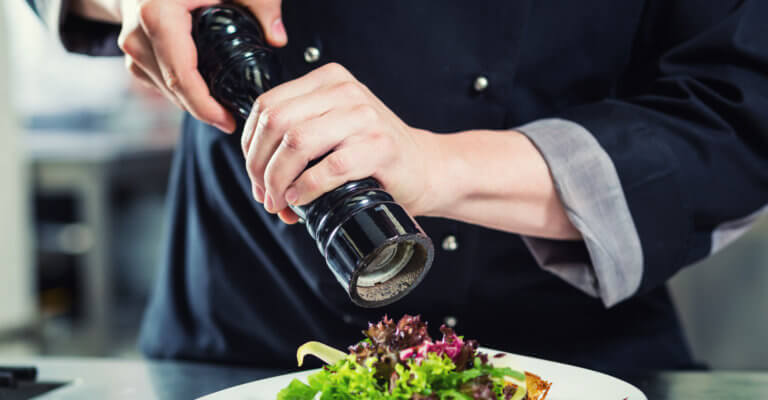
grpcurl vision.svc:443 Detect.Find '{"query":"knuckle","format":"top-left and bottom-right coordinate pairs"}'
top-left (254, 93), bottom-right (269, 108)
top-left (377, 131), bottom-right (394, 145)
top-left (281, 128), bottom-right (305, 152)
top-left (354, 103), bottom-right (377, 121)
top-left (255, 94), bottom-right (275, 114)
top-left (260, 107), bottom-right (285, 134)
top-left (302, 170), bottom-right (321, 193)
top-left (326, 152), bottom-right (348, 175)
top-left (336, 81), bottom-right (363, 100)
top-left (245, 158), bottom-right (262, 181)
top-left (164, 70), bottom-right (185, 92)
top-left (118, 32), bottom-right (141, 57)
top-left (367, 131), bottom-right (384, 144)
top-left (322, 62), bottom-right (348, 77)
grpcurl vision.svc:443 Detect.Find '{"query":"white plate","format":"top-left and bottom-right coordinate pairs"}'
top-left (199, 348), bottom-right (647, 400)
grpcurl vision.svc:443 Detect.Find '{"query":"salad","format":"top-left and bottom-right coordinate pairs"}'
top-left (278, 315), bottom-right (551, 400)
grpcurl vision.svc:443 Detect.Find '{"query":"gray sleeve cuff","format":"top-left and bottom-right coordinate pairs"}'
top-left (515, 118), bottom-right (644, 307)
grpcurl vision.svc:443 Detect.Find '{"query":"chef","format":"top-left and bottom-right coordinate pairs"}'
top-left (28, 0), bottom-right (768, 374)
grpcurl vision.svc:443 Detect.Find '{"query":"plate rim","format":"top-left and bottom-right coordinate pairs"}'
top-left (198, 348), bottom-right (647, 400)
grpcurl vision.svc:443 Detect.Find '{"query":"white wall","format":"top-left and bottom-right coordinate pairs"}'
top-left (0, 1), bottom-right (35, 331)
top-left (6, 0), bottom-right (127, 116)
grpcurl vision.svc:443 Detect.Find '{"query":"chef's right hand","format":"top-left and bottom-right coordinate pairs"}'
top-left (72, 0), bottom-right (287, 133)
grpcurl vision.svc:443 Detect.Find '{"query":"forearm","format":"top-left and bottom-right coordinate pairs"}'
top-left (69, 0), bottom-right (121, 23)
top-left (422, 129), bottom-right (581, 240)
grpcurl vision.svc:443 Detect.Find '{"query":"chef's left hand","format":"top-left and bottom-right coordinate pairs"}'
top-left (242, 62), bottom-right (438, 224)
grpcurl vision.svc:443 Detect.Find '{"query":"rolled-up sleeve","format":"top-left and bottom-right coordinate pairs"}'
top-left (28, 0), bottom-right (121, 56)
top-left (516, 119), bottom-right (643, 307)
top-left (516, 0), bottom-right (768, 307)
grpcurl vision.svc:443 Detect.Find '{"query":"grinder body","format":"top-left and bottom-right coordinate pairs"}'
top-left (192, 4), bottom-right (434, 307)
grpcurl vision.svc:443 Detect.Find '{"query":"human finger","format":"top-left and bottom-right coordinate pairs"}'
top-left (284, 138), bottom-right (389, 208)
top-left (237, 0), bottom-right (287, 47)
top-left (261, 104), bottom-right (378, 212)
top-left (138, 0), bottom-right (236, 132)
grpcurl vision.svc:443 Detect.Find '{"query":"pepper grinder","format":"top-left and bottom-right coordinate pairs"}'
top-left (192, 4), bottom-right (434, 307)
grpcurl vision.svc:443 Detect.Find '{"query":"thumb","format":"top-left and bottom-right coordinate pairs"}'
top-left (239, 0), bottom-right (287, 47)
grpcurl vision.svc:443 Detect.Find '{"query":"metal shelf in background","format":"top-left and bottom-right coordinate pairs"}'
top-left (27, 128), bottom-right (175, 355)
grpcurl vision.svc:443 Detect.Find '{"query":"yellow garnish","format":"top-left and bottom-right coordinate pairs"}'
top-left (503, 374), bottom-right (527, 389)
top-left (296, 341), bottom-right (347, 367)
top-left (506, 379), bottom-right (528, 400)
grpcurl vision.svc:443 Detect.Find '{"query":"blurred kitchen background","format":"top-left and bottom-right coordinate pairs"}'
top-left (1, 0), bottom-right (767, 369)
top-left (0, 0), bottom-right (180, 359)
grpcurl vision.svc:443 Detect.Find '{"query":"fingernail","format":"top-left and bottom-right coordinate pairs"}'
top-left (253, 186), bottom-right (264, 203)
top-left (271, 18), bottom-right (287, 43)
top-left (285, 187), bottom-right (298, 205)
top-left (214, 121), bottom-right (234, 133)
top-left (265, 194), bottom-right (273, 212)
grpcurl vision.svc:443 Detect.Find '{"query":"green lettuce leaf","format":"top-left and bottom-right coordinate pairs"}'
top-left (281, 353), bottom-right (526, 400)
top-left (276, 378), bottom-right (318, 400)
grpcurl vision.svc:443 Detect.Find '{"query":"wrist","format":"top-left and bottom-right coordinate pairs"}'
top-left (408, 129), bottom-right (464, 218)
top-left (419, 129), bottom-right (532, 220)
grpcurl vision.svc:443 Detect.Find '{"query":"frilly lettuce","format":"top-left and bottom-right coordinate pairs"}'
top-left (276, 353), bottom-right (526, 400)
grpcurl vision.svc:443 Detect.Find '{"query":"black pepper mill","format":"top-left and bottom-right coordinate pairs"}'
top-left (192, 4), bottom-right (434, 307)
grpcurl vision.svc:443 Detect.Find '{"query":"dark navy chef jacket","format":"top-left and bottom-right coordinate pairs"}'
top-left (30, 0), bottom-right (768, 374)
